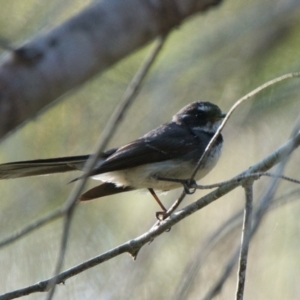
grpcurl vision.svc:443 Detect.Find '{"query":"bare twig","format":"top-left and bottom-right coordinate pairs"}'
top-left (199, 115), bottom-right (300, 300)
top-left (201, 165), bottom-right (291, 300)
top-left (201, 180), bottom-right (279, 300)
top-left (45, 210), bottom-right (74, 300)
top-left (194, 172), bottom-right (300, 189)
top-left (250, 110), bottom-right (300, 234)
top-left (173, 188), bottom-right (300, 300)
top-left (43, 36), bottom-right (168, 300)
top-left (236, 184), bottom-right (253, 300)
top-left (162, 72), bottom-right (300, 218)
top-left (191, 73), bottom-right (300, 180)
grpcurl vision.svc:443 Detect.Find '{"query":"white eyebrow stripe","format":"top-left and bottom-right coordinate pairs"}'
top-left (181, 114), bottom-right (189, 118)
top-left (197, 104), bottom-right (211, 111)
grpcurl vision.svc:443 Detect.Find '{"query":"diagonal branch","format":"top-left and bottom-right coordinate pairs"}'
top-left (1, 121), bottom-right (300, 300)
top-left (172, 188), bottom-right (300, 300)
top-left (193, 172), bottom-right (300, 189)
top-left (199, 115), bottom-right (300, 300)
top-left (235, 183), bottom-right (253, 300)
top-left (43, 35), bottom-right (168, 300)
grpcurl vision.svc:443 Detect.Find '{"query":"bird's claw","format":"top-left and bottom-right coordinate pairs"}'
top-left (156, 211), bottom-right (167, 220)
top-left (183, 179), bottom-right (197, 194)
top-left (155, 211), bottom-right (171, 232)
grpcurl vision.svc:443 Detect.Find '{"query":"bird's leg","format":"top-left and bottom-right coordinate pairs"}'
top-left (148, 188), bottom-right (168, 220)
top-left (155, 176), bottom-right (197, 194)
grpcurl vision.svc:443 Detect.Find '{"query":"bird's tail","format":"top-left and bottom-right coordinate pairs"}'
top-left (0, 155), bottom-right (90, 179)
top-left (0, 149), bottom-right (135, 201)
top-left (0, 148), bottom-right (119, 180)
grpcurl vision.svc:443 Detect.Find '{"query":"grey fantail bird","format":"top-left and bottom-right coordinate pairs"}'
top-left (0, 101), bottom-right (225, 212)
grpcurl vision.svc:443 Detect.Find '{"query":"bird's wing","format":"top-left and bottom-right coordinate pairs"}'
top-left (88, 123), bottom-right (208, 176)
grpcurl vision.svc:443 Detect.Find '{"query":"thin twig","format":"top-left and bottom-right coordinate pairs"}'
top-left (45, 210), bottom-right (74, 300)
top-left (200, 114), bottom-right (300, 300)
top-left (193, 72), bottom-right (300, 179)
top-left (236, 183), bottom-right (253, 300)
top-left (172, 188), bottom-right (300, 300)
top-left (250, 110), bottom-right (300, 233)
top-left (201, 181), bottom-right (277, 300)
top-left (162, 72), bottom-right (300, 218)
top-left (44, 35), bottom-right (168, 300)
top-left (201, 169), bottom-right (287, 300)
top-left (194, 172), bottom-right (300, 189)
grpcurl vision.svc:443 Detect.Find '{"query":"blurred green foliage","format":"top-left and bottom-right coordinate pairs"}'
top-left (1, 0), bottom-right (300, 299)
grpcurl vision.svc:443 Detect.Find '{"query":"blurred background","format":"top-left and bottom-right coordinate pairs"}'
top-left (0, 0), bottom-right (300, 299)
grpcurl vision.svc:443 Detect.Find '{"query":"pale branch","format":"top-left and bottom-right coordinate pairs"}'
top-left (172, 189), bottom-right (300, 300)
top-left (0, 0), bottom-right (222, 139)
top-left (1, 123), bottom-right (300, 300)
top-left (176, 112), bottom-right (300, 299)
top-left (247, 112), bottom-right (300, 238)
top-left (199, 116), bottom-right (300, 300)
top-left (235, 184), bottom-right (253, 300)
top-left (45, 210), bottom-right (74, 300)
top-left (43, 36), bottom-right (167, 300)
top-left (202, 170), bottom-right (284, 300)
top-left (193, 172), bottom-right (300, 189)
top-left (201, 177), bottom-right (281, 300)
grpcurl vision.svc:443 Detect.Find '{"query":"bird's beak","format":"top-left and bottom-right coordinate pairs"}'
top-left (216, 113), bottom-right (226, 120)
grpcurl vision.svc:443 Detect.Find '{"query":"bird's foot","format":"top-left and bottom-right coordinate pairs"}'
top-left (155, 176), bottom-right (197, 194)
top-left (156, 211), bottom-right (167, 221)
top-left (182, 179), bottom-right (197, 194)
top-left (155, 211), bottom-right (171, 232)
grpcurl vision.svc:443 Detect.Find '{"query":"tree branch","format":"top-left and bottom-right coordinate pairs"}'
top-left (193, 172), bottom-right (300, 189)
top-left (199, 115), bottom-right (300, 300)
top-left (172, 188), bottom-right (300, 300)
top-left (235, 184), bottom-right (253, 300)
top-left (157, 72), bottom-right (300, 219)
top-left (0, 0), bottom-right (222, 139)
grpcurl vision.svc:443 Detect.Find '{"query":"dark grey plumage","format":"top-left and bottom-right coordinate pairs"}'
top-left (0, 101), bottom-right (225, 201)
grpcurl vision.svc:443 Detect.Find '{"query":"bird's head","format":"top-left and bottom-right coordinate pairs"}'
top-left (172, 101), bottom-right (226, 133)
